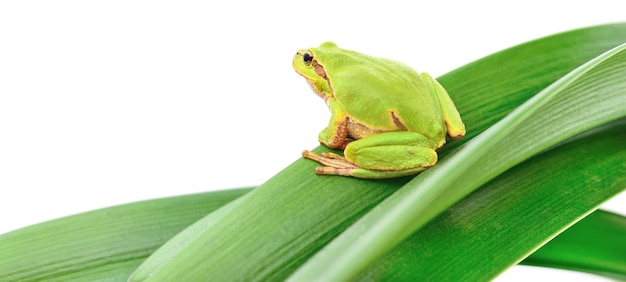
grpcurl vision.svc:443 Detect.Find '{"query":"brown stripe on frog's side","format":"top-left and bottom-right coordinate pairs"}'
top-left (390, 111), bottom-right (408, 131)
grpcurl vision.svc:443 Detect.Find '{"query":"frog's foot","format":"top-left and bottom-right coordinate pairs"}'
top-left (302, 150), bottom-right (358, 176)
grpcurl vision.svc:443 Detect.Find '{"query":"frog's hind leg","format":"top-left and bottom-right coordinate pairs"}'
top-left (302, 149), bottom-right (432, 178)
top-left (346, 144), bottom-right (437, 171)
top-left (344, 132), bottom-right (438, 178)
top-left (302, 131), bottom-right (438, 179)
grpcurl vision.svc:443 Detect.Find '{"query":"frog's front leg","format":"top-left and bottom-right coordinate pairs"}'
top-left (303, 131), bottom-right (438, 179)
top-left (318, 98), bottom-right (351, 149)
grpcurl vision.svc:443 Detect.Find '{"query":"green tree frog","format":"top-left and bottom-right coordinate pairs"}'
top-left (293, 42), bottom-right (465, 179)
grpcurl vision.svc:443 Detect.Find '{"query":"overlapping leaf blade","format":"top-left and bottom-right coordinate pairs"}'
top-left (524, 209), bottom-right (626, 280)
top-left (0, 188), bottom-right (251, 281)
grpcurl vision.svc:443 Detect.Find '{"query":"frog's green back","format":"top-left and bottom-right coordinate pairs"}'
top-left (310, 43), bottom-right (446, 142)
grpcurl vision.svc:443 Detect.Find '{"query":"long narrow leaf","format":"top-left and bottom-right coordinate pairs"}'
top-left (524, 210), bottom-right (626, 280)
top-left (0, 188), bottom-right (251, 281)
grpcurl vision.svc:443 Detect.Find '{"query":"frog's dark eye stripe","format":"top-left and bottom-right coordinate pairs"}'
top-left (303, 52), bottom-right (313, 65)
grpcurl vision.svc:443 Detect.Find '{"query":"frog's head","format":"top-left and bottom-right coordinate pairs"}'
top-left (293, 42), bottom-right (341, 100)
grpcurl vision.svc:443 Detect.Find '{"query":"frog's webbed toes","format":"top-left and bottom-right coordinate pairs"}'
top-left (302, 150), bottom-right (358, 176)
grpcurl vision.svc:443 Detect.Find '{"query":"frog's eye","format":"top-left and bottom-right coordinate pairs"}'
top-left (303, 52), bottom-right (314, 66)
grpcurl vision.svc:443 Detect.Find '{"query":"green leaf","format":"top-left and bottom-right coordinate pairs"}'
top-left (2, 187), bottom-right (623, 282)
top-left (1, 190), bottom-right (623, 281)
top-left (351, 119), bottom-right (626, 281)
top-left (0, 188), bottom-right (251, 281)
top-left (524, 209), bottom-right (626, 280)
top-left (130, 23), bottom-right (626, 281)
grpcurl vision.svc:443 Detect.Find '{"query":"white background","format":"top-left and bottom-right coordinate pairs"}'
top-left (1, 1), bottom-right (624, 281)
